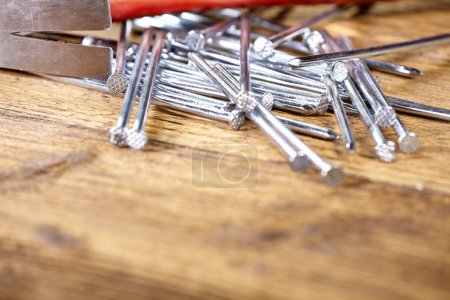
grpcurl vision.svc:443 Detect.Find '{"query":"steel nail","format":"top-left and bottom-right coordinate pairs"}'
top-left (344, 77), bottom-right (396, 162)
top-left (155, 86), bottom-right (338, 140)
top-left (107, 20), bottom-right (132, 95)
top-left (189, 52), bottom-right (313, 172)
top-left (323, 75), bottom-right (356, 153)
top-left (332, 34), bottom-right (397, 128)
top-left (337, 36), bottom-right (420, 153)
top-left (289, 33), bottom-right (450, 67)
top-left (252, 5), bottom-right (348, 59)
top-left (212, 62), bottom-right (343, 185)
top-left (185, 16), bottom-right (239, 51)
top-left (109, 28), bottom-right (153, 147)
top-left (387, 96), bottom-right (450, 122)
top-left (126, 31), bottom-right (166, 150)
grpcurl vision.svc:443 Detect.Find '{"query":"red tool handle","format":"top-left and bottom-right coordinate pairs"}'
top-left (110, 0), bottom-right (383, 21)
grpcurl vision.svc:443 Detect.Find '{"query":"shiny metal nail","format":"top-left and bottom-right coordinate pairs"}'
top-left (323, 75), bottom-right (356, 153)
top-left (387, 96), bottom-right (450, 122)
top-left (212, 61), bottom-right (343, 185)
top-left (153, 91), bottom-right (245, 130)
top-left (109, 28), bottom-right (153, 147)
top-left (353, 66), bottom-right (397, 127)
top-left (364, 59), bottom-right (423, 78)
top-left (155, 86), bottom-right (338, 140)
top-left (289, 33), bottom-right (450, 67)
top-left (185, 16), bottom-right (239, 51)
top-left (252, 5), bottom-right (348, 59)
top-left (344, 76), bottom-right (396, 162)
top-left (302, 31), bottom-right (355, 152)
top-left (276, 117), bottom-right (339, 141)
top-left (189, 52), bottom-right (312, 172)
top-left (392, 119), bottom-right (420, 154)
top-left (239, 11), bottom-right (252, 94)
top-left (330, 34), bottom-right (397, 128)
top-left (338, 36), bottom-right (420, 153)
top-left (107, 20), bottom-right (132, 95)
top-left (126, 31), bottom-right (166, 150)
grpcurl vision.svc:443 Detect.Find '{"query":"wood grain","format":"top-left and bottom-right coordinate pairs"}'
top-left (1, 1), bottom-right (450, 299)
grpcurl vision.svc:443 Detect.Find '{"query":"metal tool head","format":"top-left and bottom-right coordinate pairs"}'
top-left (0, 33), bottom-right (113, 79)
top-left (0, 0), bottom-right (113, 79)
top-left (0, 0), bottom-right (111, 32)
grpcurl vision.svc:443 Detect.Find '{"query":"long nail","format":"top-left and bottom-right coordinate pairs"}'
top-left (323, 75), bottom-right (356, 153)
top-left (109, 28), bottom-right (153, 147)
top-left (289, 33), bottom-right (450, 67)
top-left (185, 16), bottom-right (239, 51)
top-left (155, 86), bottom-right (339, 140)
top-left (344, 77), bottom-right (396, 162)
top-left (331, 34), bottom-right (397, 128)
top-left (337, 36), bottom-right (420, 153)
top-left (252, 5), bottom-right (349, 59)
top-left (189, 52), bottom-right (313, 172)
top-left (387, 96), bottom-right (450, 122)
top-left (126, 31), bottom-right (166, 150)
top-left (239, 11), bottom-right (252, 94)
top-left (107, 20), bottom-right (132, 95)
top-left (212, 62), bottom-right (343, 185)
top-left (365, 59), bottom-right (423, 78)
top-left (302, 31), bottom-right (355, 153)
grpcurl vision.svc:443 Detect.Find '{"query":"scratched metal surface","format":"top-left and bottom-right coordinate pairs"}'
top-left (0, 0), bottom-right (113, 79)
top-left (0, 0), bottom-right (111, 32)
top-left (0, 33), bottom-right (113, 79)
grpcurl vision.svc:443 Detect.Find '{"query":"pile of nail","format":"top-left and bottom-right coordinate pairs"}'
top-left (46, 6), bottom-right (450, 186)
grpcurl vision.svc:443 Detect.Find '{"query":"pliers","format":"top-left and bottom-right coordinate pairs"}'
top-left (0, 0), bottom-right (113, 79)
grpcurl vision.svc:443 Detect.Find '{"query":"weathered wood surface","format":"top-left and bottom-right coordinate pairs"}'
top-left (1, 1), bottom-right (450, 299)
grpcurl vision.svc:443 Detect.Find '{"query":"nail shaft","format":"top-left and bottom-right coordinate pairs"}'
top-left (109, 28), bottom-right (153, 147)
top-left (289, 33), bottom-right (450, 67)
top-left (240, 11), bottom-right (251, 93)
top-left (323, 75), bottom-right (356, 152)
top-left (126, 31), bottom-right (166, 149)
top-left (107, 20), bottom-right (132, 95)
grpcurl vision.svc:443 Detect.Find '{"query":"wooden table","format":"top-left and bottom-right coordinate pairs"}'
top-left (1, 1), bottom-right (450, 299)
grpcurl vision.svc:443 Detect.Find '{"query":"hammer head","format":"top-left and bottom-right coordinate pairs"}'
top-left (0, 1), bottom-right (113, 79)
